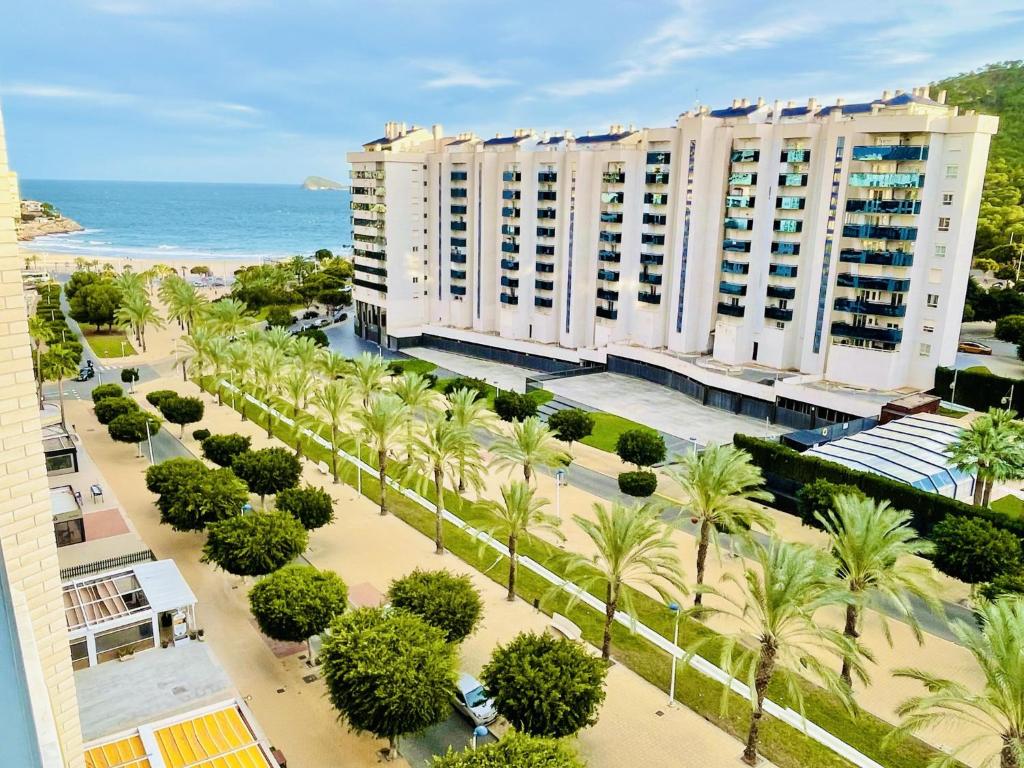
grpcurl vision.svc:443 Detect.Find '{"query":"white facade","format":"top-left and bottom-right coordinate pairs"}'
top-left (347, 88), bottom-right (996, 394)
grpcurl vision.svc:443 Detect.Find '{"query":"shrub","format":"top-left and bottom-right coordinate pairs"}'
top-left (979, 571), bottom-right (1024, 601)
top-left (276, 485), bottom-right (335, 530)
top-left (146, 457), bottom-right (201, 496)
top-left (108, 411), bottom-right (160, 445)
top-left (616, 428), bottom-right (666, 468)
top-left (547, 408), bottom-right (595, 446)
top-left (933, 366), bottom-right (1024, 414)
top-left (994, 315), bottom-right (1024, 345)
top-left (248, 564), bottom-right (348, 647)
top-left (200, 433), bottom-right (252, 467)
top-left (120, 367), bottom-right (140, 385)
top-left (617, 470), bottom-right (658, 497)
top-left (795, 479), bottom-right (865, 528)
top-left (294, 327), bottom-right (328, 347)
top-left (441, 377), bottom-right (488, 399)
top-left (145, 458), bottom-right (250, 532)
top-left (192, 428), bottom-right (212, 441)
top-left (94, 396), bottom-right (139, 425)
top-left (146, 389), bottom-right (178, 407)
top-left (931, 515), bottom-right (1023, 583)
top-left (431, 732), bottom-right (583, 768)
top-left (91, 383), bottom-right (124, 403)
top-left (493, 391), bottom-right (538, 422)
top-left (265, 305), bottom-right (295, 328)
top-left (387, 569), bottom-right (483, 644)
top-left (203, 510), bottom-right (308, 576)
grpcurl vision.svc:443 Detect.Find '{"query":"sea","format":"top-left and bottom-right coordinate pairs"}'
top-left (18, 179), bottom-right (352, 262)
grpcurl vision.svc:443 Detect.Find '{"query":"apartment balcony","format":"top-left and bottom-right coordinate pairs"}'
top-left (831, 322), bottom-right (903, 344)
top-left (845, 199), bottom-right (922, 215)
top-left (775, 219), bottom-right (803, 234)
top-left (600, 231), bottom-right (623, 243)
top-left (451, 285), bottom-right (467, 296)
top-left (500, 276), bottom-right (519, 288)
top-left (353, 248), bottom-right (385, 261)
top-left (500, 292), bottom-right (519, 305)
top-left (725, 217), bottom-right (753, 231)
top-left (501, 206), bottom-right (521, 218)
top-left (602, 191), bottom-right (625, 204)
top-left (596, 288), bottom-right (619, 301)
top-left (450, 251), bottom-right (467, 263)
top-left (500, 259), bottom-right (520, 270)
top-left (350, 202), bottom-right (387, 213)
top-left (450, 269), bottom-right (467, 280)
top-left (536, 244), bottom-right (556, 256)
top-left (537, 262), bottom-right (555, 273)
top-left (772, 241), bottom-right (800, 255)
top-left (640, 253), bottom-right (664, 266)
top-left (451, 204), bottom-right (468, 215)
top-left (721, 260), bottom-right (750, 275)
top-left (502, 189), bottom-right (522, 200)
top-left (643, 192), bottom-right (668, 205)
top-left (726, 195), bottom-right (755, 209)
top-left (501, 224), bottom-right (520, 236)
top-left (538, 208), bottom-right (557, 219)
top-left (765, 306), bottom-right (793, 321)
top-left (767, 285), bottom-right (796, 300)
top-left (839, 249), bottom-right (914, 267)
top-left (842, 224), bottom-right (918, 241)
top-left (781, 149), bottom-right (810, 163)
top-left (600, 211), bottom-right (624, 223)
top-left (502, 170), bottom-right (522, 182)
top-left (641, 233), bottom-right (665, 245)
top-left (778, 173), bottom-right (808, 187)
top-left (351, 186), bottom-right (384, 197)
top-left (833, 298), bottom-right (907, 317)
top-left (451, 237), bottom-right (467, 247)
top-left (639, 272), bottom-right (663, 286)
top-left (598, 250), bottom-right (621, 263)
top-left (729, 172), bottom-right (757, 185)
top-left (535, 279), bottom-right (555, 291)
top-left (836, 274), bottom-right (911, 292)
top-left (451, 221), bottom-right (468, 231)
top-left (647, 150), bottom-right (671, 164)
top-left (537, 226), bottom-right (556, 238)
top-left (501, 241), bottom-right (520, 254)
top-left (638, 291), bottom-right (662, 305)
top-left (596, 306), bottom-right (619, 320)
top-left (723, 239), bottom-right (752, 253)
top-left (353, 277), bottom-right (387, 293)
top-left (730, 149), bottom-right (760, 163)
top-left (535, 296), bottom-right (554, 308)
top-left (597, 269), bottom-right (620, 282)
top-left (852, 145), bottom-right (929, 162)
top-left (603, 170), bottom-right (626, 183)
top-left (538, 170), bottom-right (558, 183)
top-left (353, 233), bottom-right (386, 245)
top-left (645, 172), bottom-right (670, 184)
top-left (350, 169), bottom-right (385, 180)
top-left (643, 213), bottom-right (667, 225)
top-left (776, 196), bottom-right (806, 210)
top-left (451, 188), bottom-right (468, 198)
top-left (718, 302), bottom-right (745, 317)
top-left (450, 170), bottom-right (468, 181)
top-left (720, 281), bottom-right (747, 296)
top-left (849, 173), bottom-right (926, 189)
top-left (769, 263), bottom-right (798, 278)
top-left (537, 190), bottom-right (557, 202)
top-left (354, 263), bottom-right (387, 277)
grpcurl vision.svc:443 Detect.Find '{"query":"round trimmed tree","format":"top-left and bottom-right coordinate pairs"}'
top-left (387, 569), bottom-right (483, 644)
top-left (249, 564), bottom-right (347, 656)
top-left (275, 486), bottom-right (335, 531)
top-left (95, 396), bottom-right (139, 425)
top-left (615, 428), bottom-right (666, 469)
top-left (91, 383), bottom-right (124, 403)
top-left (108, 411), bottom-right (160, 449)
top-left (231, 447), bottom-right (302, 507)
top-left (145, 459), bottom-right (249, 532)
top-left (321, 607), bottom-right (456, 760)
top-left (931, 515), bottom-right (1022, 584)
top-left (146, 389), bottom-right (178, 407)
top-left (431, 732), bottom-right (583, 768)
top-left (202, 510), bottom-right (308, 576)
top-left (481, 631), bottom-right (607, 738)
top-left (200, 433), bottom-right (252, 467)
top-left (158, 395), bottom-right (205, 437)
top-left (547, 408), bottom-right (594, 448)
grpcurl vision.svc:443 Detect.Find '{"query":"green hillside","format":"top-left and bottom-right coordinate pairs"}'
top-left (933, 61), bottom-right (1024, 262)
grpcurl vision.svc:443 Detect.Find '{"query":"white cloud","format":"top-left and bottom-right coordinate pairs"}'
top-left (85, 0), bottom-right (265, 15)
top-left (421, 62), bottom-right (514, 90)
top-left (0, 82), bottom-right (133, 104)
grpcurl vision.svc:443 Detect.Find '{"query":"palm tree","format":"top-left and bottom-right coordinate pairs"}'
top-left (561, 500), bottom-right (687, 660)
top-left (404, 416), bottom-right (484, 554)
top-left (177, 327), bottom-right (212, 382)
top-left (448, 387), bottom-right (500, 491)
top-left (699, 538), bottom-right (861, 766)
top-left (350, 352), bottom-right (390, 407)
top-left (392, 371), bottom-right (445, 416)
top-left (28, 315), bottom-right (53, 408)
top-left (264, 326), bottom-right (295, 354)
top-left (160, 277), bottom-right (208, 333)
top-left (947, 408), bottom-right (1024, 506)
top-left (114, 271), bottom-right (145, 297)
top-left (892, 596), bottom-right (1024, 768)
top-left (225, 343), bottom-right (251, 419)
top-left (253, 345), bottom-right (286, 438)
top-left (39, 344), bottom-right (80, 426)
top-left (289, 336), bottom-right (321, 371)
top-left (480, 481), bottom-right (562, 600)
top-left (317, 350), bottom-right (350, 382)
top-left (288, 410), bottom-right (320, 462)
top-left (312, 379), bottom-right (355, 483)
top-left (665, 444), bottom-right (773, 607)
top-left (205, 336), bottom-right (230, 405)
top-left (819, 494), bottom-right (941, 687)
top-left (355, 393), bottom-right (412, 515)
top-left (278, 367), bottom-right (315, 417)
top-left (115, 291), bottom-right (163, 352)
top-left (489, 416), bottom-right (570, 483)
top-left (204, 297), bottom-right (252, 337)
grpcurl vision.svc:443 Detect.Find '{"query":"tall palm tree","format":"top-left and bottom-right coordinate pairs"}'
top-left (447, 387), bottom-right (500, 491)
top-left (480, 480), bottom-right (562, 600)
top-left (665, 444), bottom-right (773, 607)
top-left (561, 501), bottom-right (687, 660)
top-left (317, 350), bottom-right (351, 382)
top-left (114, 271), bottom-right (146, 297)
top-left (264, 326), bottom-right (295, 354)
top-left (489, 416), bottom-right (570, 483)
top-left (404, 416), bottom-right (484, 554)
top-left (39, 344), bottom-right (80, 426)
top-left (819, 494), bottom-right (941, 687)
top-left (177, 327), bottom-right (212, 382)
top-left (205, 336), bottom-right (231, 405)
top-left (225, 343), bottom-right (252, 419)
top-left (28, 315), bottom-right (53, 408)
top-left (699, 538), bottom-right (861, 766)
top-left (312, 379), bottom-right (355, 483)
top-left (278, 366), bottom-right (316, 417)
top-left (392, 371), bottom-right (445, 417)
top-left (253, 345), bottom-right (286, 438)
top-left (160, 277), bottom-right (208, 333)
top-left (355, 393), bottom-right (412, 515)
top-left (350, 352), bottom-right (391, 407)
top-left (204, 297), bottom-right (252, 337)
top-left (289, 336), bottom-right (321, 371)
top-left (115, 291), bottom-right (163, 353)
top-left (892, 596), bottom-right (1024, 768)
top-left (288, 410), bottom-right (320, 462)
top-left (947, 408), bottom-right (1024, 506)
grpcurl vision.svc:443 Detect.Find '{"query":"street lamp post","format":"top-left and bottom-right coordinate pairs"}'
top-left (144, 417), bottom-right (155, 464)
top-left (471, 725), bottom-right (488, 750)
top-left (356, 437), bottom-right (362, 495)
top-left (120, 341), bottom-right (126, 357)
top-left (667, 601), bottom-right (681, 707)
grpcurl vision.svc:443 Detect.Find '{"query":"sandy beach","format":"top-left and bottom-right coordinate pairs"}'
top-left (20, 246), bottom-right (272, 279)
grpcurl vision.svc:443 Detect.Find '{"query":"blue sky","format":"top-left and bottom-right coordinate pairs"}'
top-left (2, 0), bottom-right (1023, 184)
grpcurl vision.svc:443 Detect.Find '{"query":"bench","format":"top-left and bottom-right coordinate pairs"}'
top-left (546, 612), bottom-right (582, 642)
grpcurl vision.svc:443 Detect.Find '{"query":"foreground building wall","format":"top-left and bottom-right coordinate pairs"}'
top-left (347, 89), bottom-right (996, 395)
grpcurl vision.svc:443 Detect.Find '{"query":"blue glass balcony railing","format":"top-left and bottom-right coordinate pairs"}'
top-left (845, 199), bottom-right (922, 214)
top-left (725, 217), bottom-right (753, 230)
top-left (718, 302), bottom-right (745, 317)
top-left (849, 173), bottom-right (926, 189)
top-left (778, 173), bottom-right (808, 187)
top-left (538, 171), bottom-right (558, 183)
top-left (726, 195), bottom-right (755, 208)
top-left (730, 149), bottom-right (760, 163)
top-left (450, 205), bottom-right (468, 215)
top-left (450, 269), bottom-right (466, 280)
top-left (501, 206), bottom-right (520, 217)
top-left (641, 233), bottom-right (665, 245)
top-left (451, 237), bottom-right (467, 247)
top-left (537, 208), bottom-right (557, 219)
top-left (502, 170), bottom-right (522, 182)
top-left (831, 322), bottom-right (903, 343)
top-left (535, 296), bottom-right (554, 308)
top-left (721, 260), bottom-right (750, 274)
top-left (774, 219), bottom-right (803, 233)
top-left (646, 151), bottom-right (671, 164)
top-left (600, 211), bottom-right (624, 223)
top-left (596, 306), bottom-right (619, 320)
top-left (500, 292), bottom-right (519, 305)
top-left (535, 279), bottom-right (554, 291)
top-left (450, 171), bottom-right (468, 181)
top-left (639, 272), bottom-right (663, 285)
top-left (643, 213), bottom-right (667, 225)
top-left (839, 249), bottom-right (914, 267)
top-left (764, 306), bottom-right (793, 321)
top-left (451, 284), bottom-right (466, 296)
top-left (500, 275), bottom-right (519, 288)
top-left (842, 224), bottom-right (918, 241)
top-left (723, 239), bottom-right (752, 253)
top-left (598, 250), bottom-right (621, 263)
top-left (538, 190), bottom-right (557, 201)
top-left (640, 253), bottom-right (664, 266)
top-left (599, 231), bottom-right (622, 243)
top-left (597, 269), bottom-right (620, 282)
top-left (729, 172), bottom-right (757, 185)
top-left (769, 263), bottom-right (798, 278)
top-left (501, 241), bottom-right (519, 253)
top-left (781, 149), bottom-right (810, 163)
top-left (451, 188), bottom-right (468, 198)
top-left (852, 145), bottom-right (929, 162)
top-left (501, 189), bottom-right (522, 200)
top-left (537, 245), bottom-right (555, 256)
top-left (834, 298), bottom-right (907, 317)
top-left (500, 259), bottom-right (519, 270)
top-left (451, 221), bottom-right (467, 231)
top-left (638, 291), bottom-right (661, 304)
top-left (537, 262), bottom-right (555, 273)
top-left (643, 192), bottom-right (668, 205)
top-left (450, 252), bottom-right (467, 263)
top-left (501, 224), bottom-right (520, 236)
top-left (772, 241), bottom-right (800, 255)
top-left (537, 227), bottom-right (556, 237)
top-left (719, 281), bottom-right (747, 296)
top-left (836, 274), bottom-right (910, 292)
top-left (767, 285), bottom-right (795, 299)
top-left (776, 196), bottom-right (805, 210)
top-left (597, 288), bottom-right (619, 301)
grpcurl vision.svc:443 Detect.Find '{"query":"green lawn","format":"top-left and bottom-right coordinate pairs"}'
top-left (253, 303), bottom-right (305, 322)
top-left (991, 493), bottom-right (1024, 520)
top-left (390, 358), bottom-right (438, 377)
top-left (964, 365), bottom-right (993, 375)
top-left (580, 411), bottom-right (655, 453)
top-left (937, 406), bottom-right (969, 419)
top-left (84, 330), bottom-right (136, 358)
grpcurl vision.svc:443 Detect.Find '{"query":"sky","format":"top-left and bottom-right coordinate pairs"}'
top-left (2, 0), bottom-right (1023, 184)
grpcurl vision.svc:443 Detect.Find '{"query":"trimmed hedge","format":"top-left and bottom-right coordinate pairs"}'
top-left (617, 470), bottom-right (658, 497)
top-left (933, 365), bottom-right (1024, 413)
top-left (733, 433), bottom-right (1024, 539)
top-left (146, 389), bottom-right (178, 407)
top-left (91, 383), bottom-right (124, 403)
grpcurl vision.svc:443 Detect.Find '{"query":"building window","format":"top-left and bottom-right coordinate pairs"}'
top-left (935, 244), bottom-right (946, 258)
top-left (412, 246), bottom-right (419, 252)
top-left (942, 192), bottom-right (953, 205)
top-left (923, 324), bottom-right (935, 333)
top-left (945, 165), bottom-right (959, 179)
top-left (919, 343), bottom-right (931, 356)
top-left (938, 217), bottom-right (950, 232)
top-left (927, 294), bottom-right (939, 308)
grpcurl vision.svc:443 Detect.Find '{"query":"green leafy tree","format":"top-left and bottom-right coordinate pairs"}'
top-left (64, 270), bottom-right (100, 300)
top-left (115, 291), bottom-right (162, 352)
top-left (39, 343), bottom-right (80, 425)
top-left (94, 396), bottom-right (139, 425)
top-left (202, 510), bottom-right (308, 576)
top-left (157, 395), bottom-right (205, 437)
top-left (265, 305), bottom-right (295, 328)
top-left (275, 486), bottom-right (335, 531)
top-left (947, 407), bottom-right (1024, 506)
top-left (479, 481), bottom-right (562, 600)
top-left (108, 411), bottom-right (160, 448)
top-left (146, 389), bottom-right (178, 407)
top-left (891, 596), bottom-right (1024, 768)
top-left (931, 515), bottom-right (1023, 585)
top-left (442, 377), bottom-right (488, 400)
top-left (147, 459), bottom-right (249, 532)
top-left (68, 281), bottom-right (123, 331)
top-left (231, 447), bottom-right (302, 507)
top-left (27, 315), bottom-right (52, 407)
top-left (665, 443), bottom-right (773, 607)
top-left (980, 572), bottom-right (1024, 601)
top-left (120, 367), bottom-right (140, 392)
top-left (617, 470), bottom-right (657, 497)
top-left (200, 433), bottom-right (251, 467)
top-left (615, 428), bottom-right (666, 469)
top-left (547, 408), bottom-right (595, 448)
top-left (482, 632), bottom-right (607, 738)
top-left (249, 564), bottom-right (347, 657)
top-left (321, 607), bottom-right (457, 760)
top-left (295, 327), bottom-right (328, 347)
top-left (356, 393), bottom-right (412, 515)
top-left (387, 569), bottom-right (483, 644)
top-left (561, 501), bottom-right (687, 660)
top-left (431, 732), bottom-right (583, 768)
top-left (493, 391), bottom-right (538, 422)
top-left (995, 315), bottom-right (1024, 345)
top-left (91, 383), bottom-right (124, 403)
top-left (795, 479), bottom-right (865, 527)
top-left (490, 416), bottom-right (570, 483)
top-left (146, 457), bottom-right (200, 495)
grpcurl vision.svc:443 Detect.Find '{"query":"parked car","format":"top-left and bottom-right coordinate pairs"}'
top-left (958, 340), bottom-right (993, 355)
top-left (302, 310), bottom-right (319, 320)
top-left (452, 673), bottom-right (496, 727)
top-left (335, 313), bottom-right (348, 323)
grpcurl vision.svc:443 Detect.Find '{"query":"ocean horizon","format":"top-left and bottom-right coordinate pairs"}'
top-left (18, 179), bottom-right (352, 261)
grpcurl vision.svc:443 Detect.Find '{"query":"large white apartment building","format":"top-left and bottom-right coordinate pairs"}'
top-left (347, 88), bottom-right (997, 423)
